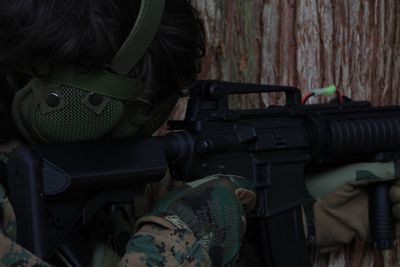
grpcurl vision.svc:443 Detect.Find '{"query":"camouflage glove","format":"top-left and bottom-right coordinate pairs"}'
top-left (120, 174), bottom-right (256, 267)
top-left (305, 161), bottom-right (400, 250)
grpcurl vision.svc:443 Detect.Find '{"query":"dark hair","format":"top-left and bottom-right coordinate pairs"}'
top-left (0, 0), bottom-right (205, 142)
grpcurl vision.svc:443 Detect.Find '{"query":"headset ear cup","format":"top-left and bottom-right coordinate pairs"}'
top-left (12, 76), bottom-right (128, 144)
top-left (12, 65), bottom-right (177, 143)
top-left (32, 84), bottom-right (125, 143)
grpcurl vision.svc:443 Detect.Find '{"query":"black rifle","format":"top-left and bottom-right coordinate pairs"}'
top-left (6, 80), bottom-right (398, 266)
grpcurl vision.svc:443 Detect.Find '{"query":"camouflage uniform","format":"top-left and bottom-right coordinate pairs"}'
top-left (304, 161), bottom-right (400, 250)
top-left (120, 222), bottom-right (210, 267)
top-left (121, 174), bottom-right (255, 267)
top-left (0, 151), bottom-right (51, 266)
top-left (0, 182), bottom-right (210, 267)
top-left (0, 183), bottom-right (51, 267)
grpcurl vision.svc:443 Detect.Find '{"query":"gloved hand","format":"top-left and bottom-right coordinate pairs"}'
top-left (121, 174), bottom-right (256, 267)
top-left (304, 161), bottom-right (400, 251)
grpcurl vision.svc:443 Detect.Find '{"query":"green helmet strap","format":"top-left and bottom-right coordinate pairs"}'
top-left (110, 0), bottom-right (166, 75)
top-left (46, 66), bottom-right (144, 101)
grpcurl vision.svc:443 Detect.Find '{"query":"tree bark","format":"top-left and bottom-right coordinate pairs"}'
top-left (192, 0), bottom-right (400, 106)
top-left (171, 1), bottom-right (400, 266)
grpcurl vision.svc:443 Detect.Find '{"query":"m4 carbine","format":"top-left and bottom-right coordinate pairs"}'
top-left (6, 80), bottom-right (399, 266)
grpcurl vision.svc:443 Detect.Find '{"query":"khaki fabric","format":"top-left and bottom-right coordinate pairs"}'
top-left (314, 182), bottom-right (370, 248)
top-left (306, 161), bottom-right (400, 251)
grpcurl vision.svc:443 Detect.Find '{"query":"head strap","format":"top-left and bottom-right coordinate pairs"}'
top-left (109, 0), bottom-right (166, 75)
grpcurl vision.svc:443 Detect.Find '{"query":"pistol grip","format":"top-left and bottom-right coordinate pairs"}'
top-left (369, 182), bottom-right (395, 250)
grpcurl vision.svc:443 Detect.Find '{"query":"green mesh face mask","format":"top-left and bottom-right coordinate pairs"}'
top-left (11, 0), bottom-right (178, 144)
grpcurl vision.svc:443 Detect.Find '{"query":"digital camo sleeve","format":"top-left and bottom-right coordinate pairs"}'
top-left (0, 184), bottom-right (51, 267)
top-left (119, 222), bottom-right (211, 267)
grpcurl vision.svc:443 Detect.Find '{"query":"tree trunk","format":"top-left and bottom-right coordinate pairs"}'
top-left (171, 0), bottom-right (400, 266)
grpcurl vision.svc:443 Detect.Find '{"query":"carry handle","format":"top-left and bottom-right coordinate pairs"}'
top-left (204, 80), bottom-right (302, 106)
